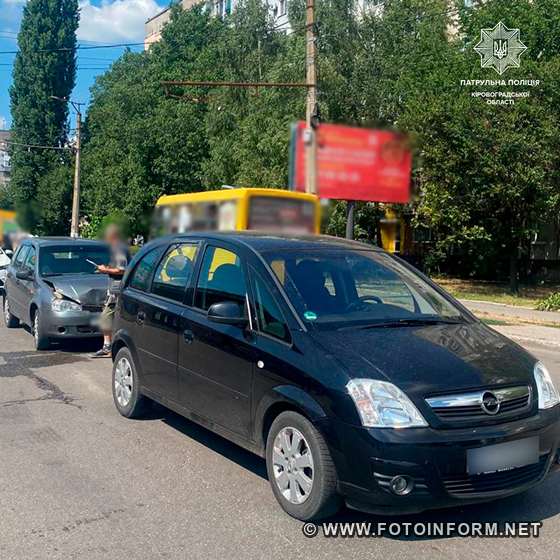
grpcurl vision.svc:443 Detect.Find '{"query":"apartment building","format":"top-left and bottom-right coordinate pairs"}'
top-left (145, 0), bottom-right (291, 49)
top-left (0, 130), bottom-right (10, 189)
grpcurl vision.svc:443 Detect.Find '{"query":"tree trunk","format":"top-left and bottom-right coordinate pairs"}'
top-left (509, 252), bottom-right (519, 295)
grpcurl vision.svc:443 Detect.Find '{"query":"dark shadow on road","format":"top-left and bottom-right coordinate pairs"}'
top-left (18, 325), bottom-right (103, 354)
top-left (157, 408), bottom-right (268, 480)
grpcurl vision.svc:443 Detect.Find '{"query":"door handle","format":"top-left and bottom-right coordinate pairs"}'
top-left (183, 329), bottom-right (194, 344)
top-left (136, 311), bottom-right (146, 325)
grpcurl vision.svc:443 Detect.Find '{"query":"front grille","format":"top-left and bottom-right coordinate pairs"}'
top-left (427, 386), bottom-right (532, 423)
top-left (81, 304), bottom-right (103, 313)
top-left (443, 455), bottom-right (548, 496)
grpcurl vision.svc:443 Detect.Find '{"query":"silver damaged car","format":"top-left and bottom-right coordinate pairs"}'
top-left (2, 237), bottom-right (110, 350)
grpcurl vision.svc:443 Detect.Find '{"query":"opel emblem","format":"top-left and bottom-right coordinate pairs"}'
top-left (481, 391), bottom-right (500, 415)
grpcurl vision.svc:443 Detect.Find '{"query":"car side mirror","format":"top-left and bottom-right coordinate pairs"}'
top-left (207, 301), bottom-right (248, 326)
top-left (16, 268), bottom-right (33, 280)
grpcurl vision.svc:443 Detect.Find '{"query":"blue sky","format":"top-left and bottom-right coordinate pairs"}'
top-left (0, 0), bottom-right (168, 131)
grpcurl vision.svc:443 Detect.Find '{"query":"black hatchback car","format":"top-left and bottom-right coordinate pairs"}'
top-left (111, 233), bottom-right (560, 520)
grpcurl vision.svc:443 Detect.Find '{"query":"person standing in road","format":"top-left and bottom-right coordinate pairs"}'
top-left (92, 224), bottom-right (130, 358)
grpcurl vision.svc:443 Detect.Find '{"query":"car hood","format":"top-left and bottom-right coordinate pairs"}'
top-left (43, 274), bottom-right (109, 306)
top-left (309, 322), bottom-right (536, 400)
top-left (0, 253), bottom-right (10, 267)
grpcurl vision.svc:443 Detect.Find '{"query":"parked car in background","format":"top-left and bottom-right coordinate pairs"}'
top-left (2, 237), bottom-right (110, 349)
top-left (110, 232), bottom-right (560, 521)
top-left (0, 246), bottom-right (12, 294)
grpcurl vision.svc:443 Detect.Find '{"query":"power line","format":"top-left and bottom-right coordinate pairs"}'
top-left (0, 63), bottom-right (111, 70)
top-left (1, 139), bottom-right (72, 151)
top-left (0, 41), bottom-right (145, 55)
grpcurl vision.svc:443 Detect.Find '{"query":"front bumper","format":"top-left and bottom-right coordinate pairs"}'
top-left (324, 407), bottom-right (560, 515)
top-left (42, 307), bottom-right (102, 339)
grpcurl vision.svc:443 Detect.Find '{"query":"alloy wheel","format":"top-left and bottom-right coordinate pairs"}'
top-left (114, 357), bottom-right (133, 408)
top-left (272, 427), bottom-right (314, 504)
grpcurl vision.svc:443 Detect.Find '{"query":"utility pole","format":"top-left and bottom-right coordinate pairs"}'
top-left (163, 13), bottom-right (318, 194)
top-left (71, 107), bottom-right (82, 238)
top-left (345, 201), bottom-right (355, 239)
top-left (305, 0), bottom-right (317, 195)
top-left (50, 96), bottom-right (83, 237)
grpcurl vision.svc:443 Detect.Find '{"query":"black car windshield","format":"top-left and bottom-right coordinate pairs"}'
top-left (262, 249), bottom-right (470, 330)
top-left (39, 245), bottom-right (110, 276)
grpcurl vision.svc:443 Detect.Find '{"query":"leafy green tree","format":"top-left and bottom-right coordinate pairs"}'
top-left (404, 0), bottom-right (560, 291)
top-left (0, 183), bottom-right (15, 211)
top-left (9, 0), bottom-right (79, 233)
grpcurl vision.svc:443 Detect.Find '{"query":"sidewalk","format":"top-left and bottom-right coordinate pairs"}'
top-left (460, 299), bottom-right (560, 327)
top-left (492, 325), bottom-right (560, 349)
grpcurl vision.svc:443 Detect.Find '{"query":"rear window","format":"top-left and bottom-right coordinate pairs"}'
top-left (39, 245), bottom-right (110, 277)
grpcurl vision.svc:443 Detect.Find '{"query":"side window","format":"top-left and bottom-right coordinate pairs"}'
top-left (252, 270), bottom-right (290, 342)
top-left (128, 246), bottom-right (165, 292)
top-left (13, 245), bottom-right (29, 267)
top-left (23, 246), bottom-right (36, 270)
top-left (151, 243), bottom-right (198, 303)
top-left (194, 246), bottom-right (246, 311)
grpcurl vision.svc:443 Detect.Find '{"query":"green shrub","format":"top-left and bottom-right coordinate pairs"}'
top-left (536, 293), bottom-right (560, 312)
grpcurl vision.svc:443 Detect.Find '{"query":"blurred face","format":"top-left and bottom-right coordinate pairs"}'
top-left (104, 225), bottom-right (121, 246)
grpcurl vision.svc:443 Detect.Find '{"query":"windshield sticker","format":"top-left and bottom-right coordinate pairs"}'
top-left (304, 311), bottom-right (318, 321)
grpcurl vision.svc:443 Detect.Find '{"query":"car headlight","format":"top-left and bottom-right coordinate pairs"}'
top-left (534, 362), bottom-right (559, 409)
top-left (346, 379), bottom-right (428, 428)
top-left (51, 298), bottom-right (81, 312)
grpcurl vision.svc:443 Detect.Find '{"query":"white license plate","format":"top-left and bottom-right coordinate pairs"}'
top-left (467, 437), bottom-right (539, 475)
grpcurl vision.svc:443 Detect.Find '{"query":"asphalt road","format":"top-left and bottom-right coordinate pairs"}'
top-left (1, 322), bottom-right (559, 560)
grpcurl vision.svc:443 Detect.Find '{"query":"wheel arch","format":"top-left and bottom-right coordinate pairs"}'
top-left (111, 329), bottom-right (142, 371)
top-left (255, 386), bottom-right (328, 453)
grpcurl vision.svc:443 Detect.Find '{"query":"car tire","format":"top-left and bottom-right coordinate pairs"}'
top-left (266, 411), bottom-right (341, 521)
top-left (112, 347), bottom-right (149, 419)
top-left (33, 309), bottom-right (50, 350)
top-left (3, 296), bottom-right (19, 328)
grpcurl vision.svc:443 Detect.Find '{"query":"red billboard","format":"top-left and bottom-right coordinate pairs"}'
top-left (291, 122), bottom-right (412, 203)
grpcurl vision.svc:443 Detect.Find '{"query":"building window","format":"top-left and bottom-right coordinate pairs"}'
top-left (215, 0), bottom-right (231, 17)
top-left (278, 0), bottom-right (287, 16)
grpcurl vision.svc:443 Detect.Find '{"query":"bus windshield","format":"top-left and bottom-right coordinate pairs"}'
top-left (248, 196), bottom-right (315, 233)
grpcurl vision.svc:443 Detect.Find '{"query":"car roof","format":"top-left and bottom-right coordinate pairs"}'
top-left (165, 231), bottom-right (380, 253)
top-left (24, 237), bottom-right (108, 247)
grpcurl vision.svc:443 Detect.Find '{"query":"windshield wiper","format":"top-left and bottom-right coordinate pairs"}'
top-left (340, 317), bottom-right (465, 331)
